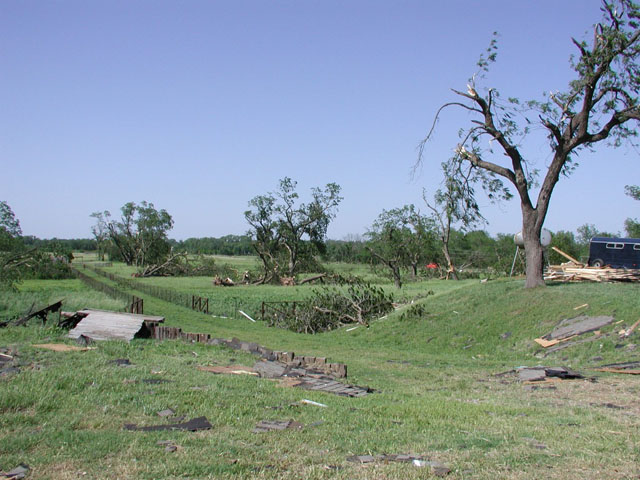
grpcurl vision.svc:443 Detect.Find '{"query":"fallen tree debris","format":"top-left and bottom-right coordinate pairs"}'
top-left (124, 416), bottom-right (212, 432)
top-left (252, 419), bottom-right (303, 433)
top-left (213, 276), bottom-right (235, 287)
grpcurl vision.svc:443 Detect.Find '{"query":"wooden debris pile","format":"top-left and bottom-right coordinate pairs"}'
top-left (545, 263), bottom-right (640, 283)
top-left (544, 246), bottom-right (640, 282)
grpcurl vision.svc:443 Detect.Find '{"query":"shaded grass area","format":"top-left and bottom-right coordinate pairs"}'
top-left (0, 280), bottom-right (125, 322)
top-left (1, 272), bottom-right (639, 479)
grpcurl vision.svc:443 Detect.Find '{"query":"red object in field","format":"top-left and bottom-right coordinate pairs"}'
top-left (426, 263), bottom-right (438, 270)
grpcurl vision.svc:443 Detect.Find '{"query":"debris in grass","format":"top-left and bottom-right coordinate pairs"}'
top-left (346, 455), bottom-right (451, 475)
top-left (238, 310), bottom-right (256, 322)
top-left (621, 318), bottom-right (640, 338)
top-left (157, 408), bottom-right (175, 417)
top-left (523, 437), bottom-right (547, 449)
top-left (594, 361), bottom-right (640, 375)
top-left (298, 399), bottom-right (327, 407)
top-left (1, 463), bottom-right (30, 479)
top-left (32, 343), bottom-right (93, 352)
top-left (124, 416), bottom-right (212, 432)
top-left (110, 358), bottom-right (132, 366)
top-left (14, 300), bottom-right (62, 327)
top-left (591, 402), bottom-right (624, 409)
top-left (157, 440), bottom-right (179, 452)
top-left (142, 378), bottom-right (171, 384)
top-left (535, 315), bottom-right (614, 348)
top-left (198, 359), bottom-right (372, 397)
top-left (197, 365), bottom-right (258, 376)
top-left (573, 303), bottom-right (589, 310)
top-left (75, 334), bottom-right (94, 346)
top-left (346, 326), bottom-right (358, 332)
top-left (346, 455), bottom-right (375, 464)
top-left (252, 419), bottom-right (303, 433)
top-left (517, 366), bottom-right (584, 382)
top-left (500, 332), bottom-right (512, 339)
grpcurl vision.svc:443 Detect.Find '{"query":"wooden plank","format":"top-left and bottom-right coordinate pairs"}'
top-left (78, 309), bottom-right (164, 323)
top-left (593, 368), bottom-right (640, 375)
top-left (551, 246), bottom-right (583, 265)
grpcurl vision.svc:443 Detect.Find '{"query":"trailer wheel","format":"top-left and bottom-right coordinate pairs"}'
top-left (591, 258), bottom-right (605, 267)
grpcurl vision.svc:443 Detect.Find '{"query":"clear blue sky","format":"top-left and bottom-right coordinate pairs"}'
top-left (2, 0), bottom-right (638, 240)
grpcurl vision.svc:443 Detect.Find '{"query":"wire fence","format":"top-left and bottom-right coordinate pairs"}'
top-left (72, 268), bottom-right (141, 313)
top-left (79, 264), bottom-right (244, 319)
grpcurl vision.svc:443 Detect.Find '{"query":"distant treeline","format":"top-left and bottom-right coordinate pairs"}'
top-left (27, 227), bottom-right (614, 274)
top-left (169, 235), bottom-right (254, 256)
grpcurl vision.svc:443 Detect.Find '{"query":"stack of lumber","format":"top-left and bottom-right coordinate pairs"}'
top-left (545, 263), bottom-right (640, 283)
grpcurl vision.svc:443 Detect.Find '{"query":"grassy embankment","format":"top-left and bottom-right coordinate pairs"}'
top-left (1, 257), bottom-right (639, 479)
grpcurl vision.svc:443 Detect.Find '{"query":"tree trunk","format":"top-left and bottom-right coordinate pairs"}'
top-left (522, 206), bottom-right (545, 288)
top-left (442, 243), bottom-right (458, 280)
top-left (391, 263), bottom-right (402, 288)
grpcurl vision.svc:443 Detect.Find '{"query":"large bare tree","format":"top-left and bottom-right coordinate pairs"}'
top-left (418, 0), bottom-right (640, 287)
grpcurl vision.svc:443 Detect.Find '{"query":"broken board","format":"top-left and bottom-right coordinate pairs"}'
top-left (68, 310), bottom-right (164, 342)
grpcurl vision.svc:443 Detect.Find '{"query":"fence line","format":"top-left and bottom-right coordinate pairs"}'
top-left (80, 264), bottom-right (242, 318)
top-left (73, 268), bottom-right (142, 313)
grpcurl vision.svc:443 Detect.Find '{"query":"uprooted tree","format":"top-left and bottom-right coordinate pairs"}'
top-left (0, 201), bottom-right (31, 289)
top-left (418, 0), bottom-right (640, 288)
top-left (1, 201), bottom-right (73, 289)
top-left (91, 202), bottom-right (174, 268)
top-left (244, 177), bottom-right (342, 284)
top-left (267, 276), bottom-right (394, 333)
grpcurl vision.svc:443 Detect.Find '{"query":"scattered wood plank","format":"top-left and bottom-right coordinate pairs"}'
top-left (32, 343), bottom-right (93, 352)
top-left (537, 315), bottom-right (613, 347)
top-left (594, 368), bottom-right (640, 375)
top-left (197, 365), bottom-right (258, 376)
top-left (238, 310), bottom-right (256, 322)
top-left (621, 318), bottom-right (640, 338)
top-left (124, 416), bottom-right (212, 432)
top-left (551, 246), bottom-right (583, 266)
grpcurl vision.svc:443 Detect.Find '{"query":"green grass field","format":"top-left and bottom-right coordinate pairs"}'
top-left (1, 259), bottom-right (639, 479)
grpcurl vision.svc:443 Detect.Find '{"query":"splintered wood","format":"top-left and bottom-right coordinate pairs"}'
top-left (545, 263), bottom-right (640, 283)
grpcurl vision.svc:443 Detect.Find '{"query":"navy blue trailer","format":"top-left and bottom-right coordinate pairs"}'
top-left (588, 237), bottom-right (640, 268)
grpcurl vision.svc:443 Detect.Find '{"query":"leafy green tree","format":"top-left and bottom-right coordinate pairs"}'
top-left (424, 159), bottom-right (485, 280)
top-left (624, 185), bottom-right (640, 237)
top-left (245, 178), bottom-right (342, 283)
top-left (92, 202), bottom-right (174, 267)
top-left (418, 0), bottom-right (640, 288)
top-left (366, 205), bottom-right (437, 288)
top-left (0, 201), bottom-right (34, 289)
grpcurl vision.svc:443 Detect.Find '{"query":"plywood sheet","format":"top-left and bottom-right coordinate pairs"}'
top-left (68, 311), bottom-right (151, 342)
